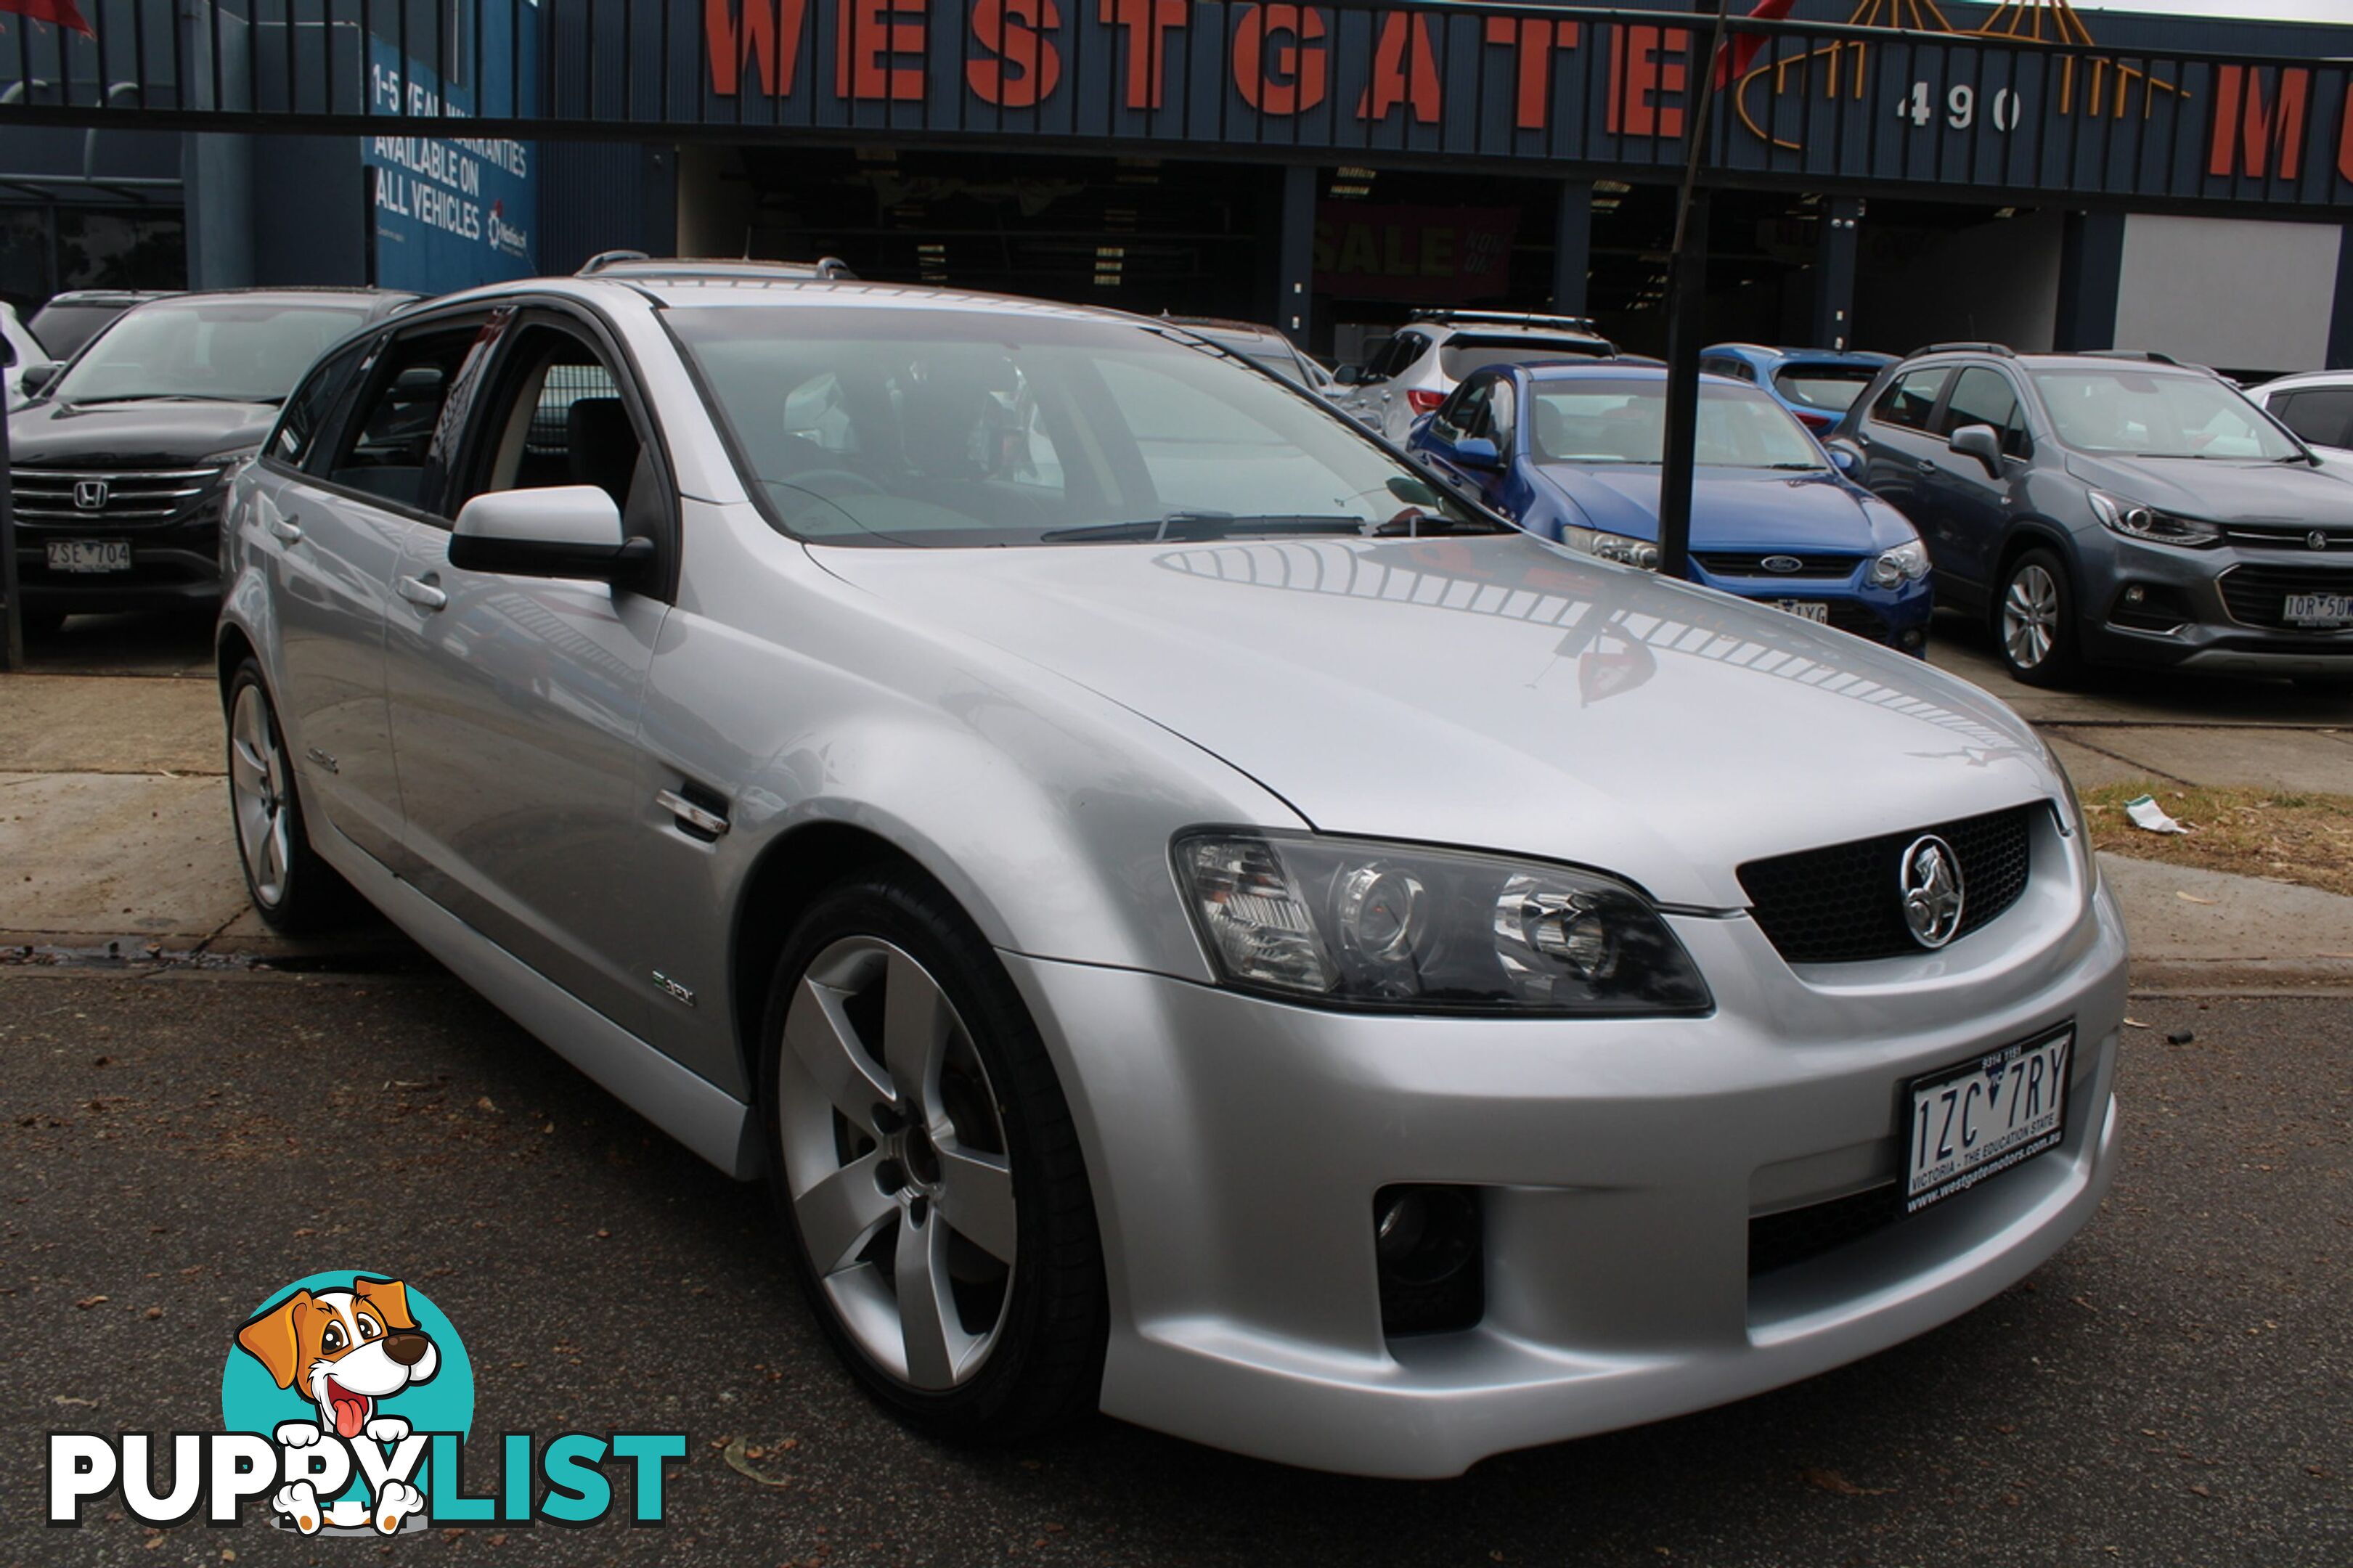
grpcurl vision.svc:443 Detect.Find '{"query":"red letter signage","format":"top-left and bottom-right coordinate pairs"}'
top-left (837, 0), bottom-right (927, 100)
top-left (968, 0), bottom-right (1061, 107)
top-left (2209, 64), bottom-right (2310, 180)
top-left (1483, 17), bottom-right (1578, 132)
top-left (705, 0), bottom-right (809, 96)
top-left (1607, 23), bottom-right (1687, 138)
top-left (1235, 4), bottom-right (1326, 115)
top-left (1098, 0), bottom-right (1187, 110)
top-left (1355, 12), bottom-right (1440, 125)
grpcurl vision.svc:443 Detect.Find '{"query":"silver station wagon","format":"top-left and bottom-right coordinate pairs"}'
top-left (218, 268), bottom-right (2126, 1477)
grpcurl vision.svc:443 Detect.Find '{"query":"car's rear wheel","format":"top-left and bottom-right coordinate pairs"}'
top-left (1995, 548), bottom-right (2081, 687)
top-left (759, 869), bottom-right (1105, 1442)
top-left (225, 660), bottom-right (353, 933)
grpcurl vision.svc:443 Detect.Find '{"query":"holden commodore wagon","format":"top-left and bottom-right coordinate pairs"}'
top-left (216, 266), bottom-right (2126, 1477)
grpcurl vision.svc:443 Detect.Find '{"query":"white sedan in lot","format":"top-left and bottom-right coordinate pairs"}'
top-left (217, 268), bottom-right (2125, 1477)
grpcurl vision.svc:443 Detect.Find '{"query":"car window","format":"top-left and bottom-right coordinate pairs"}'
top-left (2270, 386), bottom-right (2353, 449)
top-left (1773, 363), bottom-right (1879, 413)
top-left (1373, 332), bottom-right (1427, 381)
top-left (1529, 379), bottom-right (1824, 468)
top-left (1871, 367), bottom-right (1951, 431)
top-left (1700, 356), bottom-right (1753, 382)
top-left (670, 306), bottom-right (1493, 546)
top-left (1438, 335), bottom-right (1612, 380)
top-left (1432, 376), bottom-right (1492, 444)
top-left (2030, 368), bottom-right (2301, 460)
top-left (1941, 367), bottom-right (2032, 459)
top-left (322, 321), bottom-right (493, 514)
top-left (51, 298), bottom-right (372, 406)
top-left (269, 337), bottom-right (372, 470)
top-left (454, 321), bottom-right (674, 564)
top-left (1488, 378), bottom-right (1517, 451)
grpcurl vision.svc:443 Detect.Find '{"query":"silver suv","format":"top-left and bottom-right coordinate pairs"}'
top-left (1332, 310), bottom-right (1620, 441)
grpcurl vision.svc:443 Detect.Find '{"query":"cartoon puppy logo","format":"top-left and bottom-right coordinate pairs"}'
top-left (233, 1277), bottom-right (438, 1535)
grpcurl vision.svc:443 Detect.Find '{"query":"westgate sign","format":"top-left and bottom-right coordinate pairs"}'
top-left (0, 1), bottom-right (2346, 211)
top-left (686, 0), bottom-right (2353, 209)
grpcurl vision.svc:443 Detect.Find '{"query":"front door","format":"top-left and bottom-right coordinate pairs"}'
top-left (1920, 366), bottom-right (2034, 596)
top-left (382, 310), bottom-right (677, 1042)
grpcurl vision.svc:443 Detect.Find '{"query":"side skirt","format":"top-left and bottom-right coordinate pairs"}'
top-left (310, 814), bottom-right (760, 1180)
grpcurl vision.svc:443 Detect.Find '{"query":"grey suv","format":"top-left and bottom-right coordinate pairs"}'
top-left (1833, 345), bottom-right (2353, 687)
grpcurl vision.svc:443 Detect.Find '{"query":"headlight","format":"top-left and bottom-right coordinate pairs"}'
top-left (2088, 490), bottom-right (2220, 549)
top-left (1867, 538), bottom-right (1931, 587)
top-left (1561, 526), bottom-right (1662, 571)
top-left (1173, 830), bottom-right (1711, 1016)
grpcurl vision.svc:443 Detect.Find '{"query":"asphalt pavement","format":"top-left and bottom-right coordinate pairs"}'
top-left (4, 969), bottom-right (2347, 1567)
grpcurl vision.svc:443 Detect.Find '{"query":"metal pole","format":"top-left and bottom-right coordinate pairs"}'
top-left (1656, 0), bottom-right (1734, 584)
top-left (1, 330), bottom-right (20, 672)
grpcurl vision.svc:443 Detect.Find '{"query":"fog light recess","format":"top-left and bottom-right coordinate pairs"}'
top-left (1374, 1185), bottom-right (1484, 1339)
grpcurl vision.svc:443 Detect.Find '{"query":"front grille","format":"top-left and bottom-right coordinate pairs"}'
top-left (10, 466), bottom-right (221, 527)
top-left (1695, 552), bottom-right (1861, 581)
top-left (1749, 1185), bottom-right (1899, 1277)
top-left (1739, 804), bottom-right (2038, 965)
top-left (2219, 523), bottom-right (2352, 551)
top-left (2217, 563), bottom-right (2353, 629)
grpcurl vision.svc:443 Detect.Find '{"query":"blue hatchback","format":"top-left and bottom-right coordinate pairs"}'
top-left (1406, 362), bottom-right (1936, 655)
top-left (1701, 343), bottom-right (1897, 436)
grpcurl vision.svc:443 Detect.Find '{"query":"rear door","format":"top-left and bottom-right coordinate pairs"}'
top-left (1854, 364), bottom-right (1953, 538)
top-left (253, 330), bottom-right (425, 867)
top-left (382, 306), bottom-right (677, 1040)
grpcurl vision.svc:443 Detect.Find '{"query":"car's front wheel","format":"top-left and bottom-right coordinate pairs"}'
top-left (759, 868), bottom-right (1105, 1442)
top-left (1995, 547), bottom-right (2081, 687)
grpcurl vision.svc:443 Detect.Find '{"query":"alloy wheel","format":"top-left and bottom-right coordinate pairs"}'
top-left (2002, 563), bottom-right (2060, 671)
top-left (228, 682), bottom-right (293, 907)
top-left (776, 936), bottom-right (1017, 1391)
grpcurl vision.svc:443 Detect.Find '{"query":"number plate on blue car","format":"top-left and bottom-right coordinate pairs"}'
top-left (1904, 1025), bottom-right (2072, 1216)
top-left (1775, 599), bottom-right (1830, 623)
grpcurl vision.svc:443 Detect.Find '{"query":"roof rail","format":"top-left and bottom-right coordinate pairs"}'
top-left (1419, 308), bottom-right (1602, 332)
top-left (1907, 340), bottom-right (2015, 359)
top-left (576, 253), bottom-right (860, 280)
top-left (2079, 348), bottom-right (2179, 365)
top-left (577, 249), bottom-right (652, 275)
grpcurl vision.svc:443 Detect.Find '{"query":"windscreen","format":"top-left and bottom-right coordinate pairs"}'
top-left (1439, 335), bottom-right (1614, 380)
top-left (52, 300), bottom-right (372, 405)
top-left (669, 306), bottom-right (1496, 547)
top-left (1772, 363), bottom-right (1880, 413)
top-left (2031, 368), bottom-right (2302, 460)
top-left (1529, 379), bottom-right (1825, 469)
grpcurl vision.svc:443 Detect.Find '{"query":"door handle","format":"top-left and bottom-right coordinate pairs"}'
top-left (269, 515), bottom-right (303, 544)
top-left (397, 573), bottom-right (447, 611)
top-left (1915, 459), bottom-right (1938, 473)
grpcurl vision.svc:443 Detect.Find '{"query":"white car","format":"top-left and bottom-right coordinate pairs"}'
top-left (218, 266), bottom-right (2126, 1478)
top-left (2246, 369), bottom-right (2353, 462)
top-left (1332, 310), bottom-right (1623, 442)
top-left (2, 301), bottom-right (42, 409)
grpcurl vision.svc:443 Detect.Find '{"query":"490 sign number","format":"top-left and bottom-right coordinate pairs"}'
top-left (1896, 81), bottom-right (2021, 131)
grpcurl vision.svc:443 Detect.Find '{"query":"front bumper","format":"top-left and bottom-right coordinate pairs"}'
top-left (1687, 563), bottom-right (1933, 655)
top-left (2078, 537), bottom-right (2353, 674)
top-left (1005, 820), bottom-right (2125, 1476)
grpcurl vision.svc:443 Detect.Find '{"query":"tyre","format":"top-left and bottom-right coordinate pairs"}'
top-left (224, 659), bottom-right (354, 933)
top-left (759, 868), bottom-right (1106, 1443)
top-left (1994, 547), bottom-right (2081, 687)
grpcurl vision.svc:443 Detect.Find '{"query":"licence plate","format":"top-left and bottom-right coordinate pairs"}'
top-left (1904, 1025), bottom-right (2073, 1216)
top-left (46, 539), bottom-right (131, 573)
top-left (1775, 599), bottom-right (1830, 623)
top-left (2283, 591), bottom-right (2352, 628)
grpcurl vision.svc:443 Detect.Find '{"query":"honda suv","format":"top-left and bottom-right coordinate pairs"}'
top-left (1832, 344), bottom-right (2353, 687)
top-left (1333, 310), bottom-right (1620, 442)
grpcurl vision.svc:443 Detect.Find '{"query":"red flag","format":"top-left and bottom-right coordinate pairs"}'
top-left (1714, 0), bottom-right (1793, 89)
top-left (0, 0), bottom-right (95, 36)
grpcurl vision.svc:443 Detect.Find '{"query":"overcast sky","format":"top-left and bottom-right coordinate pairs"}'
top-left (2066, 0), bottom-right (2353, 21)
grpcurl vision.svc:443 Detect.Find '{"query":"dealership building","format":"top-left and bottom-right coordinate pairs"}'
top-left (1, 0), bottom-right (2351, 375)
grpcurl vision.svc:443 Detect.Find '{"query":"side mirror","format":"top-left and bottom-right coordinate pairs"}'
top-left (1948, 423), bottom-right (2005, 477)
top-left (447, 485), bottom-right (651, 579)
top-left (19, 362), bottom-right (60, 398)
top-left (1333, 364), bottom-right (1363, 386)
top-left (1454, 436), bottom-right (1501, 470)
top-left (1826, 444), bottom-right (1859, 473)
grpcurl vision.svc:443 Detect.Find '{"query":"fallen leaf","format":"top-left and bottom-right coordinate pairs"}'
top-left (476, 1096), bottom-right (499, 1113)
top-left (2187, 1483), bottom-right (2212, 1498)
top-left (722, 1435), bottom-right (793, 1487)
top-left (1800, 1466), bottom-right (1894, 1496)
top-left (2175, 891), bottom-right (2219, 905)
top-left (75, 1295), bottom-right (108, 1310)
top-left (52, 1395), bottom-right (97, 1407)
top-left (2122, 1018), bottom-right (2150, 1029)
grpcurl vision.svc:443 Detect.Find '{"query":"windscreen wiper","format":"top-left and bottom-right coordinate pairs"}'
top-left (1040, 511), bottom-right (1372, 543)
